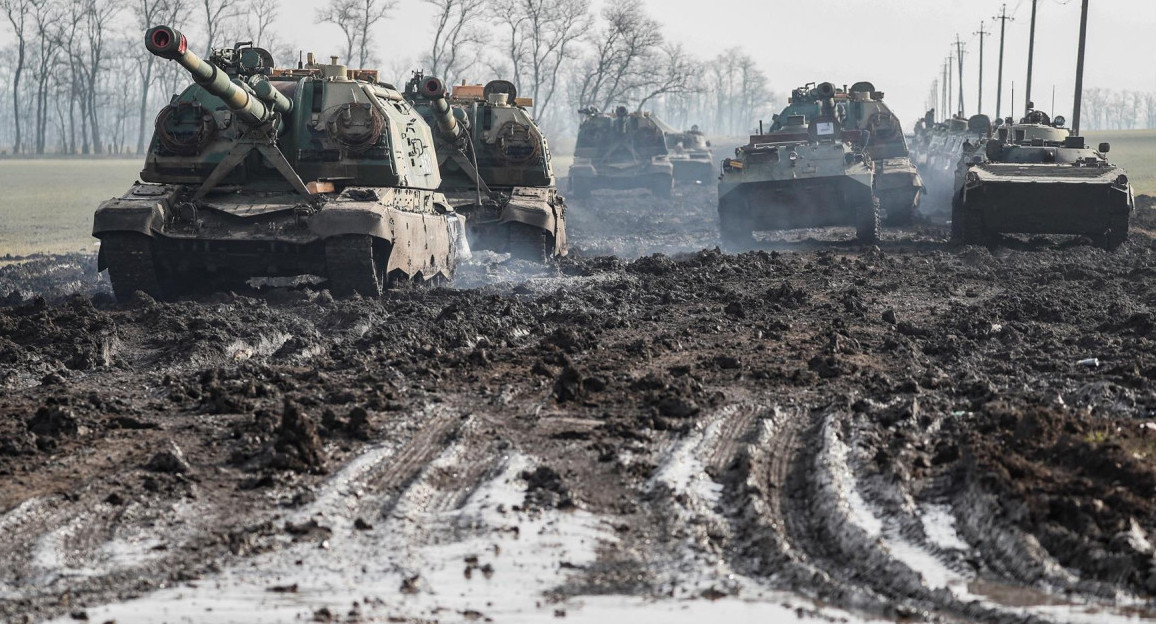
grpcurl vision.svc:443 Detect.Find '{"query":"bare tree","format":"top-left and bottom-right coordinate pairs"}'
top-left (248, 0), bottom-right (276, 47)
top-left (132, 0), bottom-right (188, 154)
top-left (317, 0), bottom-right (395, 68)
top-left (201, 0), bottom-right (239, 54)
top-left (491, 0), bottom-right (590, 128)
top-left (423, 0), bottom-right (486, 87)
top-left (1, 0), bottom-right (34, 154)
top-left (575, 0), bottom-right (661, 110)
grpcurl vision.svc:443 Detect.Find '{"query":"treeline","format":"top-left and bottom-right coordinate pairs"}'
top-left (1079, 88), bottom-right (1156, 131)
top-left (0, 0), bottom-right (778, 156)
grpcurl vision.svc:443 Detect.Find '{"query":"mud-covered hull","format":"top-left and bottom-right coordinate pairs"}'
top-left (93, 183), bottom-right (463, 300)
top-left (670, 155), bottom-right (715, 184)
top-left (568, 158), bottom-right (674, 197)
top-left (958, 179), bottom-right (1132, 234)
top-left (718, 176), bottom-right (873, 232)
top-left (444, 186), bottom-right (567, 259)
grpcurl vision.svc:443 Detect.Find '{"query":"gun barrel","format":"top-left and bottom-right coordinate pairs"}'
top-left (145, 25), bottom-right (272, 125)
top-left (416, 76), bottom-right (462, 140)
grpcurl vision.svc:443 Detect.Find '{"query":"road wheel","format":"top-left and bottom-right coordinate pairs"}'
top-left (326, 235), bottom-right (388, 297)
top-left (102, 233), bottom-right (165, 303)
top-left (855, 197), bottom-right (880, 244)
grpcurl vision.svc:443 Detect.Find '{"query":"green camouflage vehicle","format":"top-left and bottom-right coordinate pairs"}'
top-left (661, 123), bottom-right (715, 184)
top-left (93, 26), bottom-right (467, 301)
top-left (839, 82), bottom-right (924, 225)
top-left (717, 82), bottom-right (877, 247)
top-left (404, 74), bottom-right (566, 259)
top-left (953, 109), bottom-right (1134, 249)
top-left (569, 106), bottom-right (674, 198)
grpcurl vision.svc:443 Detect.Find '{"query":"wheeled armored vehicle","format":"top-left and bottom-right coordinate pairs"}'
top-left (93, 27), bottom-right (467, 301)
top-left (952, 110), bottom-right (1134, 249)
top-left (569, 106), bottom-right (674, 198)
top-left (404, 74), bottom-right (566, 259)
top-left (717, 82), bottom-right (878, 247)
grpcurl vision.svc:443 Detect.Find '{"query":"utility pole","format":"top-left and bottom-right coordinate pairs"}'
top-left (948, 52), bottom-right (954, 119)
top-left (942, 57), bottom-right (950, 121)
top-left (1025, 0), bottom-right (1038, 113)
top-left (975, 21), bottom-right (990, 115)
top-left (994, 4), bottom-right (1014, 121)
top-left (1072, 0), bottom-right (1089, 135)
top-left (955, 35), bottom-right (966, 116)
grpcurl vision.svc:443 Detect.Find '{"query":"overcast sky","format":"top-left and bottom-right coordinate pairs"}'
top-left (4, 0), bottom-right (1150, 129)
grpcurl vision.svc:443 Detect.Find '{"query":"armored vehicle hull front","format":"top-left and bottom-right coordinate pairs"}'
top-left (717, 82), bottom-right (878, 247)
top-left (953, 111), bottom-right (1133, 250)
top-left (661, 123), bottom-right (715, 184)
top-left (94, 27), bottom-right (465, 302)
top-left (570, 107), bottom-right (674, 198)
top-left (406, 76), bottom-right (566, 260)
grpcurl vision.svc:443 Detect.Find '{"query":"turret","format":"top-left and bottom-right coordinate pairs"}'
top-left (410, 74), bottom-right (464, 141)
top-left (145, 25), bottom-right (289, 126)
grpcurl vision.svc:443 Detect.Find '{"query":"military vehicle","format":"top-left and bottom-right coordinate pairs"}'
top-left (838, 82), bottom-right (923, 225)
top-left (952, 109), bottom-right (1133, 249)
top-left (916, 113), bottom-right (992, 208)
top-left (569, 106), bottom-right (674, 198)
top-left (404, 74), bottom-right (566, 259)
top-left (718, 82), bottom-right (877, 247)
top-left (92, 26), bottom-right (466, 302)
top-left (661, 123), bottom-right (714, 184)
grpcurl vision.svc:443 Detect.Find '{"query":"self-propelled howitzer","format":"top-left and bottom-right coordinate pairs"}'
top-left (405, 73), bottom-right (566, 259)
top-left (92, 26), bottom-right (467, 301)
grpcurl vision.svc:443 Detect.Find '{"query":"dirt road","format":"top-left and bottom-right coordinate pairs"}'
top-left (3, 186), bottom-right (1156, 623)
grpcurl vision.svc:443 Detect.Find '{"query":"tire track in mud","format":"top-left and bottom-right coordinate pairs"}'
top-left (717, 403), bottom-right (1156, 624)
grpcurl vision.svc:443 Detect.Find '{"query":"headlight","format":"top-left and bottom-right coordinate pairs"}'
top-left (788, 151), bottom-right (799, 162)
top-left (1116, 174), bottom-right (1129, 186)
top-left (966, 172), bottom-right (979, 185)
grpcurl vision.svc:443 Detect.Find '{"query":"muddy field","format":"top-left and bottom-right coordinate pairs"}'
top-left (3, 186), bottom-right (1156, 623)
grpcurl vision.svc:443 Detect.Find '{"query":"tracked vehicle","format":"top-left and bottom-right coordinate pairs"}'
top-left (403, 74), bottom-right (565, 260)
top-left (569, 106), bottom-right (673, 198)
top-left (840, 82), bottom-right (923, 225)
top-left (717, 82), bottom-right (877, 247)
top-left (662, 123), bottom-right (714, 184)
top-left (916, 113), bottom-right (992, 207)
top-left (952, 110), bottom-right (1134, 249)
top-left (93, 26), bottom-right (466, 302)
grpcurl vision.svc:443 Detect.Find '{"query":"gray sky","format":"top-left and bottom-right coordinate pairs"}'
top-left (4, 0), bottom-right (1150, 128)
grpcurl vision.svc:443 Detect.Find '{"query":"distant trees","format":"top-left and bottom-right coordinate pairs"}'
top-left (317, 0), bottom-right (396, 69)
top-left (1079, 88), bottom-right (1156, 131)
top-left (422, 0), bottom-right (487, 89)
top-left (490, 0), bottom-right (590, 128)
top-left (0, 0), bottom-right (790, 155)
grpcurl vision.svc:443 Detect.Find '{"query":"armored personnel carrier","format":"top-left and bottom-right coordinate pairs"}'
top-left (952, 109), bottom-right (1133, 249)
top-left (662, 123), bottom-right (714, 184)
top-left (569, 106), bottom-right (674, 198)
top-left (93, 26), bottom-right (466, 301)
top-left (717, 82), bottom-right (877, 247)
top-left (404, 74), bottom-right (566, 259)
top-left (839, 82), bottom-right (923, 225)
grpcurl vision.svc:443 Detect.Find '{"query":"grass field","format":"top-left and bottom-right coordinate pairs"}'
top-left (0, 159), bottom-right (141, 256)
top-left (1, 129), bottom-right (1153, 257)
top-left (1083, 129), bottom-right (1156, 196)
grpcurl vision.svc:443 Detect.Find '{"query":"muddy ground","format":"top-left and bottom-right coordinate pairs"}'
top-left (3, 186), bottom-right (1156, 623)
